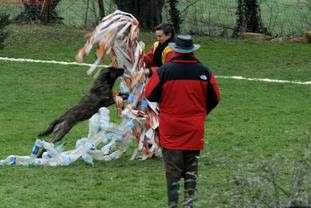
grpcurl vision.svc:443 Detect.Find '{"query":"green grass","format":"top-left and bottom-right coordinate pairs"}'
top-left (0, 25), bottom-right (311, 207)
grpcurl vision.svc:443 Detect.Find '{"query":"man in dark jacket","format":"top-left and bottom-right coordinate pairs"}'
top-left (144, 35), bottom-right (220, 208)
top-left (143, 23), bottom-right (175, 68)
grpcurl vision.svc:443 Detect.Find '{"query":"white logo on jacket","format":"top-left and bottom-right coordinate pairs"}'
top-left (200, 75), bottom-right (207, 80)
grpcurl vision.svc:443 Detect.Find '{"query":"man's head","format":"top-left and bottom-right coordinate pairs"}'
top-left (155, 23), bottom-right (175, 44)
top-left (169, 34), bottom-right (200, 54)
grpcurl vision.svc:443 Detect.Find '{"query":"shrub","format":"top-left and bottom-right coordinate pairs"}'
top-left (0, 13), bottom-right (10, 49)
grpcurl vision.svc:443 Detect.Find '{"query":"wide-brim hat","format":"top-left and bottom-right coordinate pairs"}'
top-left (169, 34), bottom-right (200, 53)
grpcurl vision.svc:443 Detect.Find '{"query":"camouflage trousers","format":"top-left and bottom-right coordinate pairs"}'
top-left (162, 148), bottom-right (200, 208)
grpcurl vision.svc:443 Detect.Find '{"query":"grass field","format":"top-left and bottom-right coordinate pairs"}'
top-left (0, 25), bottom-right (311, 207)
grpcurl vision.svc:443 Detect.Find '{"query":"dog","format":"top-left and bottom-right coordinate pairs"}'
top-left (38, 66), bottom-right (124, 144)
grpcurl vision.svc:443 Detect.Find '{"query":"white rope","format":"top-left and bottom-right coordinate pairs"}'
top-left (0, 56), bottom-right (110, 68)
top-left (0, 56), bottom-right (310, 85)
top-left (216, 75), bottom-right (311, 85)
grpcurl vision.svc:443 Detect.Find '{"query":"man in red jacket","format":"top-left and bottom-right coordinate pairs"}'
top-left (143, 23), bottom-right (175, 68)
top-left (144, 35), bottom-right (220, 208)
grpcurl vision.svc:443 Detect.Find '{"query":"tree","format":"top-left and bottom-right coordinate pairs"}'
top-left (97, 0), bottom-right (106, 19)
top-left (233, 0), bottom-right (268, 37)
top-left (15, 0), bottom-right (62, 24)
top-left (114, 0), bottom-right (165, 30)
top-left (167, 0), bottom-right (182, 33)
top-left (0, 14), bottom-right (10, 49)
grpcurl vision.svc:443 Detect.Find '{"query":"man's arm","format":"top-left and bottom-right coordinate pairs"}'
top-left (144, 68), bottom-right (162, 102)
top-left (143, 47), bottom-right (155, 68)
top-left (206, 73), bottom-right (221, 114)
top-left (162, 47), bottom-right (174, 64)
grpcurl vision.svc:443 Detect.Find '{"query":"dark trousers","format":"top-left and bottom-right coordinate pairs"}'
top-left (162, 148), bottom-right (200, 208)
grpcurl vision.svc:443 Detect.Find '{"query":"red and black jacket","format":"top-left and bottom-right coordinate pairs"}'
top-left (144, 52), bottom-right (220, 150)
top-left (143, 39), bottom-right (174, 68)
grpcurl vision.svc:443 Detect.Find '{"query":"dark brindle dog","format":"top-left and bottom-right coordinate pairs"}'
top-left (38, 67), bottom-right (124, 143)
